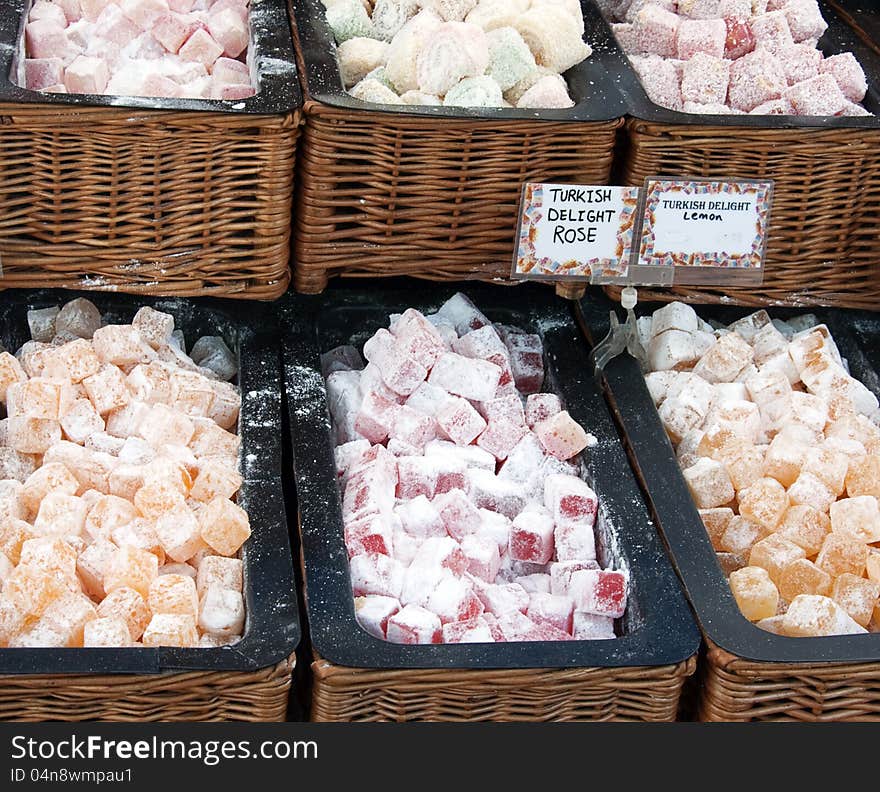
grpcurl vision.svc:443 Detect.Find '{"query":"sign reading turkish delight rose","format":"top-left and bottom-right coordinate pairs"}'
top-left (511, 183), bottom-right (640, 282)
top-left (631, 178), bottom-right (773, 287)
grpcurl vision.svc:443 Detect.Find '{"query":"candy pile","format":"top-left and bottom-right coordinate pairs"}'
top-left (322, 0), bottom-right (591, 108)
top-left (644, 302), bottom-right (880, 636)
top-left (601, 0), bottom-right (871, 116)
top-left (323, 293), bottom-right (628, 644)
top-left (20, 0), bottom-right (254, 99)
top-left (0, 298), bottom-right (249, 648)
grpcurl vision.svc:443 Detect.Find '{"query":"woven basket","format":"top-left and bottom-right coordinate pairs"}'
top-left (0, 103), bottom-right (300, 299)
top-left (699, 641), bottom-right (880, 722)
top-left (309, 651), bottom-right (695, 722)
top-left (0, 654), bottom-right (295, 722)
top-left (294, 107), bottom-right (621, 293)
top-left (613, 120), bottom-right (880, 310)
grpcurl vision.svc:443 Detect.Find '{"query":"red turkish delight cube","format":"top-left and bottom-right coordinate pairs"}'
top-left (470, 576), bottom-right (530, 616)
top-left (427, 576), bottom-right (484, 624)
top-left (436, 293), bottom-right (491, 336)
top-left (510, 510), bottom-right (554, 564)
top-left (570, 569), bottom-right (628, 618)
top-left (386, 604), bottom-right (442, 644)
top-left (785, 74), bottom-right (847, 115)
top-left (349, 552), bottom-right (405, 598)
top-left (544, 473), bottom-right (598, 526)
top-left (467, 469), bottom-right (527, 520)
top-left (572, 611), bottom-right (616, 640)
top-left (436, 396), bottom-right (486, 446)
top-left (527, 591), bottom-right (574, 634)
top-left (411, 536), bottom-right (468, 576)
top-left (442, 616), bottom-right (496, 643)
top-left (427, 352), bottom-right (502, 402)
top-left (391, 309), bottom-right (448, 369)
top-left (820, 52), bottom-right (867, 103)
top-left (344, 514), bottom-right (394, 558)
top-left (433, 489), bottom-right (481, 541)
top-left (549, 560), bottom-right (600, 596)
top-left (460, 534), bottom-right (501, 582)
top-left (363, 328), bottom-right (427, 396)
top-left (388, 404), bottom-right (437, 450)
top-left (354, 595), bottom-right (400, 639)
top-left (396, 456), bottom-right (438, 500)
top-left (394, 495), bottom-right (447, 538)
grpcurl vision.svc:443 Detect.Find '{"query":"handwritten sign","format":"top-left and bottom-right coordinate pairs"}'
top-left (511, 183), bottom-right (639, 282)
top-left (633, 178), bottom-right (773, 286)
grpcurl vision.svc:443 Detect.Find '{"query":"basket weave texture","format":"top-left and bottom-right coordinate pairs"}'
top-left (0, 655), bottom-right (295, 722)
top-left (699, 641), bottom-right (880, 722)
top-left (309, 652), bottom-right (696, 722)
top-left (617, 119), bottom-right (880, 310)
top-left (293, 101), bottom-right (622, 293)
top-left (0, 104), bottom-right (300, 299)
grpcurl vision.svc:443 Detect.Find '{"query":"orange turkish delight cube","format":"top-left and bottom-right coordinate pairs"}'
top-left (83, 364), bottom-right (131, 415)
top-left (96, 586), bottom-right (151, 641)
top-left (0, 351), bottom-right (27, 402)
top-left (148, 574), bottom-right (198, 619)
top-left (83, 616), bottom-right (132, 647)
top-left (141, 613), bottom-right (199, 647)
top-left (154, 504), bottom-right (202, 563)
top-left (748, 534), bottom-right (806, 585)
top-left (84, 495), bottom-right (139, 541)
top-left (846, 455), bottom-right (880, 499)
top-left (831, 573), bottom-right (880, 628)
top-left (103, 545), bottom-right (159, 599)
top-left (39, 592), bottom-right (98, 647)
top-left (7, 417), bottom-right (61, 454)
top-left (778, 505), bottom-right (831, 557)
top-left (729, 566), bottom-right (778, 622)
top-left (190, 458), bottom-right (242, 502)
top-left (197, 497), bottom-right (251, 557)
top-left (777, 559), bottom-right (832, 602)
top-left (816, 533), bottom-right (868, 579)
top-left (738, 477), bottom-right (789, 531)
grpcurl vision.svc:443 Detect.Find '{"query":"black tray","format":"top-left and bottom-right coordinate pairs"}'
top-left (827, 0), bottom-right (880, 59)
top-left (291, 0), bottom-right (627, 121)
top-left (0, 290), bottom-right (299, 674)
top-left (577, 290), bottom-right (880, 664)
top-left (283, 281), bottom-right (699, 669)
top-left (2, 0), bottom-right (301, 113)
top-left (594, 0), bottom-right (880, 128)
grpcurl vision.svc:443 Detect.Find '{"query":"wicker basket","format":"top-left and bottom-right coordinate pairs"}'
top-left (309, 651), bottom-right (694, 722)
top-left (289, 0), bottom-right (625, 293)
top-left (0, 104), bottom-right (300, 299)
top-left (615, 121), bottom-right (880, 311)
top-left (700, 641), bottom-right (880, 722)
top-left (0, 655), bottom-right (295, 722)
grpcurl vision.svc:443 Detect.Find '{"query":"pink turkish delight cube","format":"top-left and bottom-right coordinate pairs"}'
top-left (778, 43), bottom-right (821, 86)
top-left (544, 474), bottom-right (598, 527)
top-left (342, 453), bottom-right (397, 521)
top-left (784, 0), bottom-right (828, 43)
top-left (355, 594), bottom-right (400, 639)
top-left (24, 57), bottom-right (64, 90)
top-left (396, 456), bottom-right (438, 500)
top-left (364, 329), bottom-right (427, 396)
top-left (570, 569), bottom-right (628, 618)
top-left (470, 577), bottom-right (530, 616)
top-left (442, 616), bottom-right (496, 643)
top-left (386, 604), bottom-right (441, 644)
top-left (436, 395), bottom-right (486, 446)
top-left (728, 48), bottom-right (787, 111)
top-left (554, 519), bottom-right (596, 563)
top-left (525, 393), bottom-right (561, 428)
top-left (394, 495), bottom-right (447, 538)
top-left (572, 611), bottom-right (616, 640)
top-left (344, 514), bottom-right (394, 558)
top-left (349, 552), bottom-right (405, 598)
top-left (549, 560), bottom-right (600, 596)
top-left (785, 74), bottom-right (847, 116)
top-left (412, 536), bottom-right (468, 576)
top-left (433, 489), bottom-right (481, 541)
top-left (212, 56), bottom-right (250, 85)
top-left (207, 7), bottom-right (248, 58)
top-left (502, 332), bottom-right (544, 394)
top-left (388, 404), bottom-right (437, 449)
top-left (631, 55), bottom-right (682, 110)
top-left (354, 390), bottom-right (396, 444)
top-left (510, 510), bottom-right (554, 564)
top-left (634, 4), bottom-right (680, 58)
top-left (460, 534), bottom-right (501, 581)
top-left (751, 10), bottom-right (794, 52)
top-left (55, 0), bottom-right (83, 23)
top-left (179, 28), bottom-right (224, 67)
top-left (26, 19), bottom-right (80, 61)
top-left (427, 352), bottom-right (501, 402)
top-left (30, 0), bottom-right (68, 26)
top-left (527, 591), bottom-right (574, 634)
top-left (681, 53), bottom-right (730, 105)
top-left (477, 509), bottom-right (511, 555)
top-left (436, 293), bottom-right (490, 336)
top-left (676, 18), bottom-right (726, 59)
top-left (820, 53), bottom-right (867, 103)
top-left (427, 576), bottom-right (483, 624)
top-left (390, 309), bottom-right (448, 369)
top-left (93, 4), bottom-right (140, 45)
top-left (534, 410), bottom-right (589, 460)
top-left (452, 325), bottom-right (514, 392)
top-left (467, 469), bottom-right (527, 520)
top-left (120, 0), bottom-right (169, 29)
top-left (152, 12), bottom-right (198, 52)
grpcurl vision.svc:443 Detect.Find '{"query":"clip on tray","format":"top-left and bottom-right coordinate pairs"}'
top-left (291, 0), bottom-right (628, 121)
top-left (577, 291), bottom-right (880, 664)
top-left (284, 281), bottom-right (699, 669)
top-left (1, 0), bottom-right (301, 113)
top-left (0, 290), bottom-right (299, 675)
top-left (596, 0), bottom-right (880, 128)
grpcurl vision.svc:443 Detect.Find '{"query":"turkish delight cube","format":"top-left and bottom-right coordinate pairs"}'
top-left (718, 515), bottom-right (763, 556)
top-left (436, 395), bottom-right (486, 446)
top-left (846, 455), bottom-right (880, 499)
top-left (729, 565), bottom-right (779, 621)
top-left (39, 592), bottom-right (97, 647)
top-left (428, 352), bottom-right (501, 402)
top-left (388, 404), bottom-right (437, 450)
top-left (432, 489), bottom-right (481, 541)
top-left (816, 532), bottom-right (867, 578)
top-left (749, 534), bottom-right (806, 584)
top-left (198, 584), bottom-right (245, 635)
top-left (396, 456), bottom-right (438, 500)
top-left (676, 17), bottom-right (725, 59)
top-left (470, 577), bottom-right (529, 616)
top-left (784, 0), bottom-right (828, 43)
top-left (460, 533), bottom-right (501, 581)
top-left (349, 552), bottom-right (405, 598)
top-left (778, 558), bottom-right (832, 602)
top-left (648, 330), bottom-right (698, 371)
top-left (96, 586), bottom-right (150, 641)
top-left (831, 573), bottom-right (880, 628)
top-left (104, 545), bottom-right (159, 599)
top-left (782, 594), bottom-right (867, 636)
top-left (83, 364), bottom-right (131, 415)
top-left (148, 573), bottom-right (198, 618)
top-left (681, 52), bottom-right (729, 105)
top-left (83, 616), bottom-right (132, 647)
top-left (354, 594), bottom-right (400, 639)
top-left (778, 504), bottom-right (831, 556)
top-left (830, 496), bottom-right (880, 544)
top-left (441, 616), bottom-right (496, 643)
top-left (197, 497), bottom-right (250, 556)
top-left (572, 610), bottom-right (615, 640)
top-left (527, 591), bottom-right (574, 633)
top-left (7, 416), bottom-right (61, 455)
top-left (179, 28), bottom-right (224, 67)
top-left (785, 74), bottom-right (847, 116)
top-left (344, 514), bottom-right (395, 558)
top-left (683, 458), bottom-right (734, 509)
top-left (33, 492), bottom-right (88, 537)
top-left (569, 569), bottom-right (627, 618)
top-left (739, 477), bottom-right (789, 531)
top-left (427, 576), bottom-right (483, 624)
top-left (503, 332), bottom-right (544, 394)
top-left (634, 3), bottom-right (679, 57)
top-left (533, 411), bottom-right (588, 461)
top-left (142, 613), bottom-right (199, 647)
top-left (788, 471), bottom-right (836, 513)
top-left (196, 555), bottom-right (242, 598)
top-left (728, 48), bottom-right (786, 111)
top-left (820, 52), bottom-right (867, 103)
top-left (386, 604), bottom-right (442, 643)
top-left (76, 538), bottom-right (118, 599)
top-left (436, 292), bottom-right (490, 335)
top-left (364, 329), bottom-right (427, 396)
top-left (392, 308), bottom-right (449, 369)
top-left (525, 393), bottom-right (561, 428)
top-left (515, 573), bottom-right (551, 594)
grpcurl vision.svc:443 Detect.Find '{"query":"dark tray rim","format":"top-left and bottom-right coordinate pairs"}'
top-left (0, 289), bottom-right (300, 675)
top-left (595, 0), bottom-right (880, 129)
top-left (291, 0), bottom-right (628, 122)
top-left (1, 0), bottom-right (302, 115)
top-left (577, 290), bottom-right (880, 665)
top-left (283, 282), bottom-right (700, 670)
